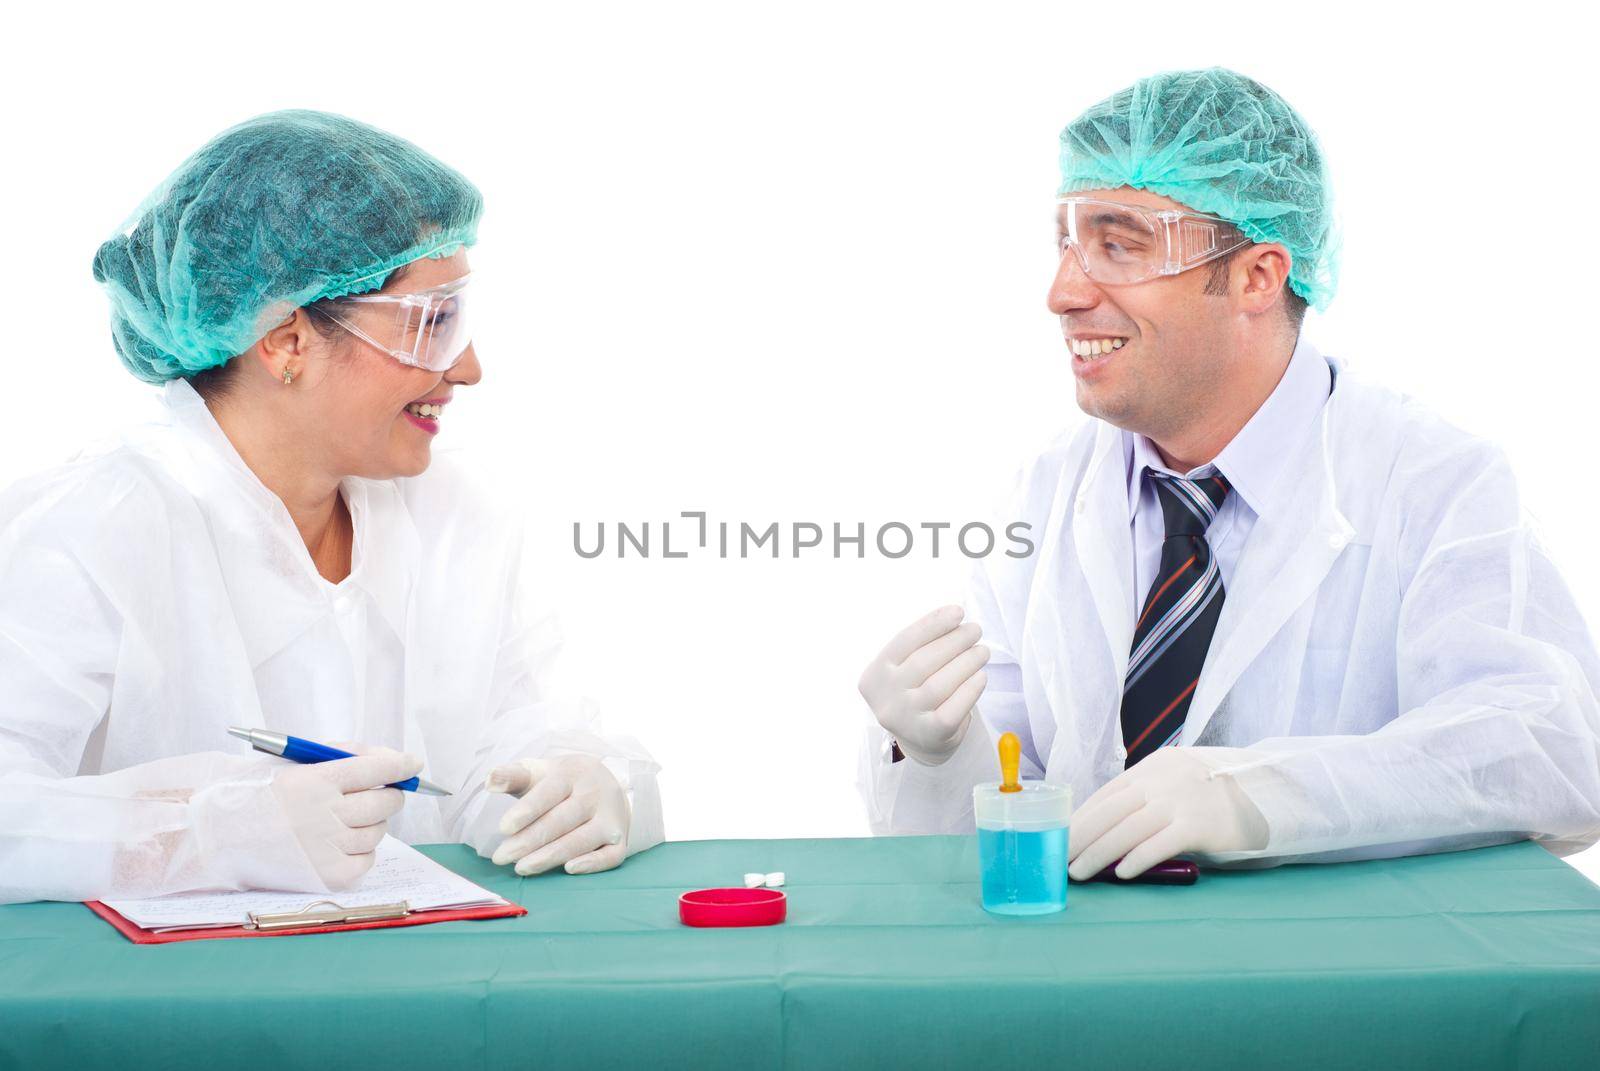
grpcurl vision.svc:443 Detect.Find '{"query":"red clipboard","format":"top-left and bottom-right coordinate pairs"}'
top-left (85, 898), bottom-right (526, 945)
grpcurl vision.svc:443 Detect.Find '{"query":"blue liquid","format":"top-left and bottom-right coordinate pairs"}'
top-left (979, 826), bottom-right (1069, 915)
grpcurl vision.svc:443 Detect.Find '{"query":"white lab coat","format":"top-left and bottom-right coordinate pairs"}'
top-left (0, 379), bottom-right (664, 903)
top-left (860, 343), bottom-right (1600, 865)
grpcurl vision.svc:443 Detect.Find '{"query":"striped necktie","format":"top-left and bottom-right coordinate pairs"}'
top-left (1119, 471), bottom-right (1231, 768)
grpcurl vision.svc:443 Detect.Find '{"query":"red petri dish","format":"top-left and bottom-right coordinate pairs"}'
top-left (678, 887), bottom-right (788, 927)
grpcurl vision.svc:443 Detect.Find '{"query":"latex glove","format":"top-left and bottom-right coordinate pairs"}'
top-left (1066, 747), bottom-right (1269, 881)
top-left (485, 755), bottom-right (631, 876)
top-left (857, 604), bottom-right (990, 766)
top-left (267, 748), bottom-right (421, 890)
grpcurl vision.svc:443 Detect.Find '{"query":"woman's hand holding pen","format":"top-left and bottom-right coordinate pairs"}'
top-left (268, 749), bottom-right (423, 889)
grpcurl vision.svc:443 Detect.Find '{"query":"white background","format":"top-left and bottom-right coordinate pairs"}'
top-left (6, 2), bottom-right (1599, 883)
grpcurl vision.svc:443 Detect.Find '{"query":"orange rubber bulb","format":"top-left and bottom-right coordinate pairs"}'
top-left (998, 731), bottom-right (1021, 793)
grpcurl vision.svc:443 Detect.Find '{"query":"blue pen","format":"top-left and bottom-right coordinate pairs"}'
top-left (227, 726), bottom-right (451, 796)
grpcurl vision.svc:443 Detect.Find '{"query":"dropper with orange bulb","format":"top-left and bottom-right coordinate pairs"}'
top-left (998, 731), bottom-right (1022, 793)
top-left (976, 731), bottom-right (1073, 915)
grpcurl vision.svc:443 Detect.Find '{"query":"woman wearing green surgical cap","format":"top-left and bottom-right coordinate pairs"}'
top-left (0, 110), bottom-right (664, 903)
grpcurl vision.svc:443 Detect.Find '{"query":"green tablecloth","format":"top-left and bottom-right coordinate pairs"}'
top-left (1, 836), bottom-right (1597, 1070)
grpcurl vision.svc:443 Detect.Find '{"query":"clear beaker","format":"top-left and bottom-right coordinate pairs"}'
top-left (973, 781), bottom-right (1072, 916)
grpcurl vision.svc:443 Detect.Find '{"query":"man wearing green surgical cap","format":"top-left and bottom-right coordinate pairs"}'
top-left (859, 68), bottom-right (1600, 878)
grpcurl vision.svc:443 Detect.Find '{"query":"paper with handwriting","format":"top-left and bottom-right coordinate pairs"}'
top-left (101, 837), bottom-right (507, 932)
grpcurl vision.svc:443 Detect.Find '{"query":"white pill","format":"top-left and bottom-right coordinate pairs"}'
top-left (764, 872), bottom-right (785, 887)
top-left (743, 872), bottom-right (765, 888)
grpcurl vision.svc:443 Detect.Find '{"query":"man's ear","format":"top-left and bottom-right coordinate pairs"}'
top-left (1237, 243), bottom-right (1293, 318)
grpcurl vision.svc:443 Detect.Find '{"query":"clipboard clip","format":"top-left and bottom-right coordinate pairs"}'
top-left (246, 899), bottom-right (412, 932)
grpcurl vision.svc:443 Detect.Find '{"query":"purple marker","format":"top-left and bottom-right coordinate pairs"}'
top-left (1080, 858), bottom-right (1199, 885)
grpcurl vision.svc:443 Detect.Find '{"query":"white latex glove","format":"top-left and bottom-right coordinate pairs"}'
top-left (1066, 747), bottom-right (1269, 881)
top-left (857, 604), bottom-right (990, 766)
top-left (485, 755), bottom-right (631, 876)
top-left (267, 749), bottom-right (421, 890)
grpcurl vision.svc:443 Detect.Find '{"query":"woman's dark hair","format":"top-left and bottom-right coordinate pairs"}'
top-left (186, 297), bottom-right (350, 403)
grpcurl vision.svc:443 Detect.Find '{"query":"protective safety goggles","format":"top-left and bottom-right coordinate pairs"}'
top-left (323, 272), bottom-right (473, 372)
top-left (1055, 197), bottom-right (1253, 286)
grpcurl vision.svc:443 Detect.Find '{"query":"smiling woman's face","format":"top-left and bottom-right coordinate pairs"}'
top-left (295, 250), bottom-right (482, 479)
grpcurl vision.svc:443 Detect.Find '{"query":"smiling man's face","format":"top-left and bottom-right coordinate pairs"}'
top-left (1048, 186), bottom-right (1252, 445)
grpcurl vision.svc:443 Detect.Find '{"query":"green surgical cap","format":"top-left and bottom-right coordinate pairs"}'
top-left (1058, 67), bottom-right (1339, 312)
top-left (92, 109), bottom-right (483, 383)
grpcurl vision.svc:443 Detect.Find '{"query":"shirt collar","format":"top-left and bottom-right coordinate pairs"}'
top-left (158, 378), bottom-right (417, 649)
top-left (1123, 334), bottom-right (1332, 521)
